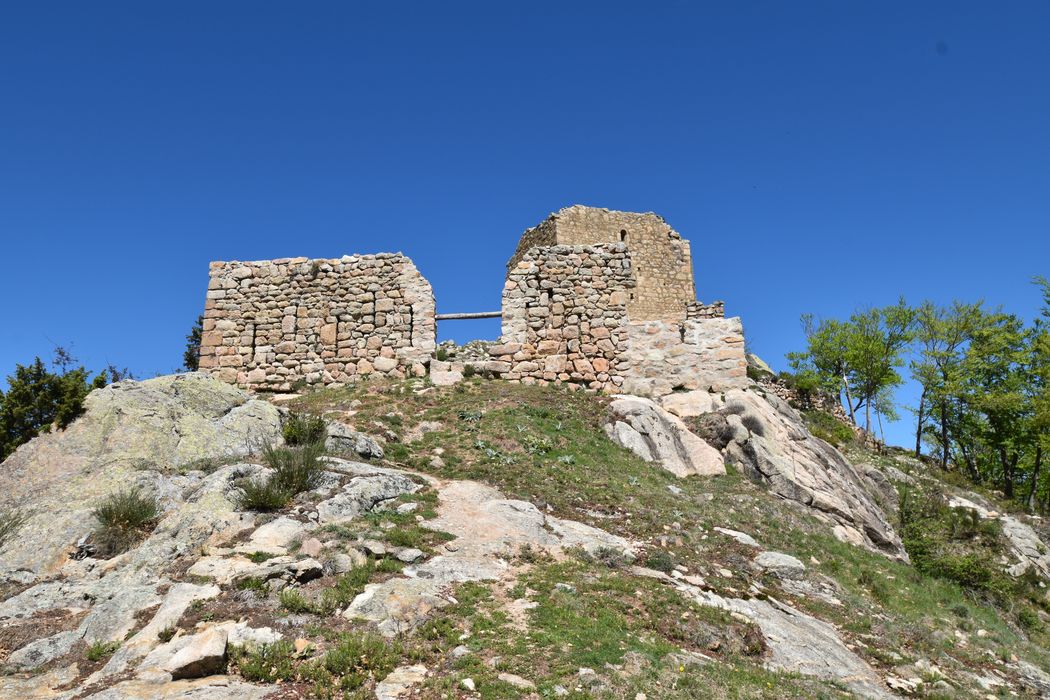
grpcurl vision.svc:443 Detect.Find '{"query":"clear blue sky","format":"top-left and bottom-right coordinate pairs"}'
top-left (2, 2), bottom-right (1047, 447)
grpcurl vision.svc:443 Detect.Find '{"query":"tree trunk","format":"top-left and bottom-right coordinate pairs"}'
top-left (939, 400), bottom-right (950, 470)
top-left (958, 441), bottom-right (980, 482)
top-left (1000, 446), bottom-right (1016, 500)
top-left (1026, 444), bottom-right (1043, 513)
top-left (914, 389), bottom-right (926, 458)
top-left (841, 374), bottom-right (857, 426)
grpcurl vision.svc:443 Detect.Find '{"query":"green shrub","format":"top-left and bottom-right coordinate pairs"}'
top-left (233, 639), bottom-right (297, 682)
top-left (266, 441), bottom-right (326, 495)
top-left (1018, 608), bottom-right (1042, 632)
top-left (644, 550), bottom-right (675, 573)
top-left (319, 633), bottom-right (401, 691)
top-left (434, 347), bottom-right (449, 362)
top-left (899, 487), bottom-right (1015, 600)
top-left (235, 577), bottom-right (269, 594)
top-left (318, 560), bottom-right (376, 613)
top-left (803, 410), bottom-right (855, 447)
top-left (235, 477), bottom-right (291, 512)
top-left (236, 442), bottom-right (327, 512)
top-left (283, 412), bottom-right (327, 446)
top-left (462, 364), bottom-right (476, 379)
top-left (279, 587), bottom-right (315, 614)
top-left (85, 640), bottom-right (120, 662)
top-left (92, 487), bottom-right (159, 557)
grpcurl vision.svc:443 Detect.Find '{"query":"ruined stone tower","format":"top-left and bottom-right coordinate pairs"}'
top-left (506, 205), bottom-right (696, 321)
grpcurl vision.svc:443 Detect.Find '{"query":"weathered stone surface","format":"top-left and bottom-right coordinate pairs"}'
top-left (430, 370), bottom-right (464, 387)
top-left (315, 468), bottom-right (420, 524)
top-left (695, 588), bottom-right (891, 698)
top-left (325, 421), bottom-right (384, 459)
top-left (754, 551), bottom-right (806, 580)
top-left (620, 318), bottom-right (748, 397)
top-left (375, 664), bottom-right (428, 699)
top-left (239, 516), bottom-right (313, 554)
top-left (604, 396), bottom-right (724, 477)
top-left (713, 527), bottom-right (760, 548)
top-left (665, 388), bottom-right (905, 559)
top-left (79, 676), bottom-right (274, 700)
top-left (345, 479), bottom-right (635, 636)
top-left (165, 627), bottom-right (228, 679)
top-left (0, 374), bottom-right (277, 576)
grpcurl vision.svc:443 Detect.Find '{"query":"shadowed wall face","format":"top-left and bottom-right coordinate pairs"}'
top-left (199, 254), bottom-right (435, 391)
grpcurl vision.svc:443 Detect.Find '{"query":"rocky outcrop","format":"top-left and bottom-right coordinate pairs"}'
top-left (325, 421), bottom-right (385, 459)
top-left (660, 387), bottom-right (906, 559)
top-left (604, 396), bottom-right (724, 477)
top-left (0, 373), bottom-right (281, 576)
top-left (344, 479), bottom-right (636, 636)
top-left (947, 494), bottom-right (1050, 581)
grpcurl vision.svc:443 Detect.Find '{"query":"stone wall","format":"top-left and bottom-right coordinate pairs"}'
top-left (507, 206), bottom-right (696, 322)
top-left (493, 244), bottom-right (634, 390)
top-left (199, 254), bottom-right (435, 391)
top-left (686, 300), bottom-right (725, 319)
top-left (619, 317), bottom-right (748, 396)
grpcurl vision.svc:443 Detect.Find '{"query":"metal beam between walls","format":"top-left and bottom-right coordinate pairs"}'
top-left (435, 311), bottom-right (502, 321)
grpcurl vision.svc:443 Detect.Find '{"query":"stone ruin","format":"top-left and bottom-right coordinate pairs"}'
top-left (198, 205), bottom-right (746, 395)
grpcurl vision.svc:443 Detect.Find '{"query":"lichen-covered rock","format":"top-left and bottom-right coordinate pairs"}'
top-left (325, 421), bottom-right (384, 459)
top-left (604, 396), bottom-right (724, 477)
top-left (315, 468), bottom-right (420, 524)
top-left (0, 373), bottom-right (278, 576)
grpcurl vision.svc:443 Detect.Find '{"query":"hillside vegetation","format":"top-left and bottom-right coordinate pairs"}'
top-left (0, 373), bottom-right (1048, 699)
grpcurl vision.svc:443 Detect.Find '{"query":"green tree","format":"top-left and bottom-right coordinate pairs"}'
top-left (910, 301), bottom-right (985, 465)
top-left (961, 312), bottom-right (1032, 499)
top-left (789, 315), bottom-right (859, 424)
top-left (1024, 277), bottom-right (1050, 510)
top-left (845, 299), bottom-right (915, 434)
top-left (183, 315), bottom-right (203, 371)
top-left (0, 349), bottom-right (108, 461)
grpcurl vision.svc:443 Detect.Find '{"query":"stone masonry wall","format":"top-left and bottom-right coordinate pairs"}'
top-left (507, 206), bottom-right (696, 322)
top-left (199, 254), bottom-right (435, 391)
top-left (685, 300), bottom-right (725, 319)
top-left (492, 244), bottom-right (635, 390)
top-left (619, 317), bottom-right (748, 397)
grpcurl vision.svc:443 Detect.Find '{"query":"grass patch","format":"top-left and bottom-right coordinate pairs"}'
top-left (231, 639), bottom-right (297, 682)
top-left (85, 640), bottom-right (120, 662)
top-left (91, 487), bottom-right (159, 557)
top-left (311, 632), bottom-right (401, 693)
top-left (279, 587), bottom-right (315, 614)
top-left (802, 410), bottom-right (855, 447)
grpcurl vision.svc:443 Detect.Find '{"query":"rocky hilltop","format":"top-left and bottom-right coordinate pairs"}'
top-left (2, 372), bottom-right (1049, 698)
